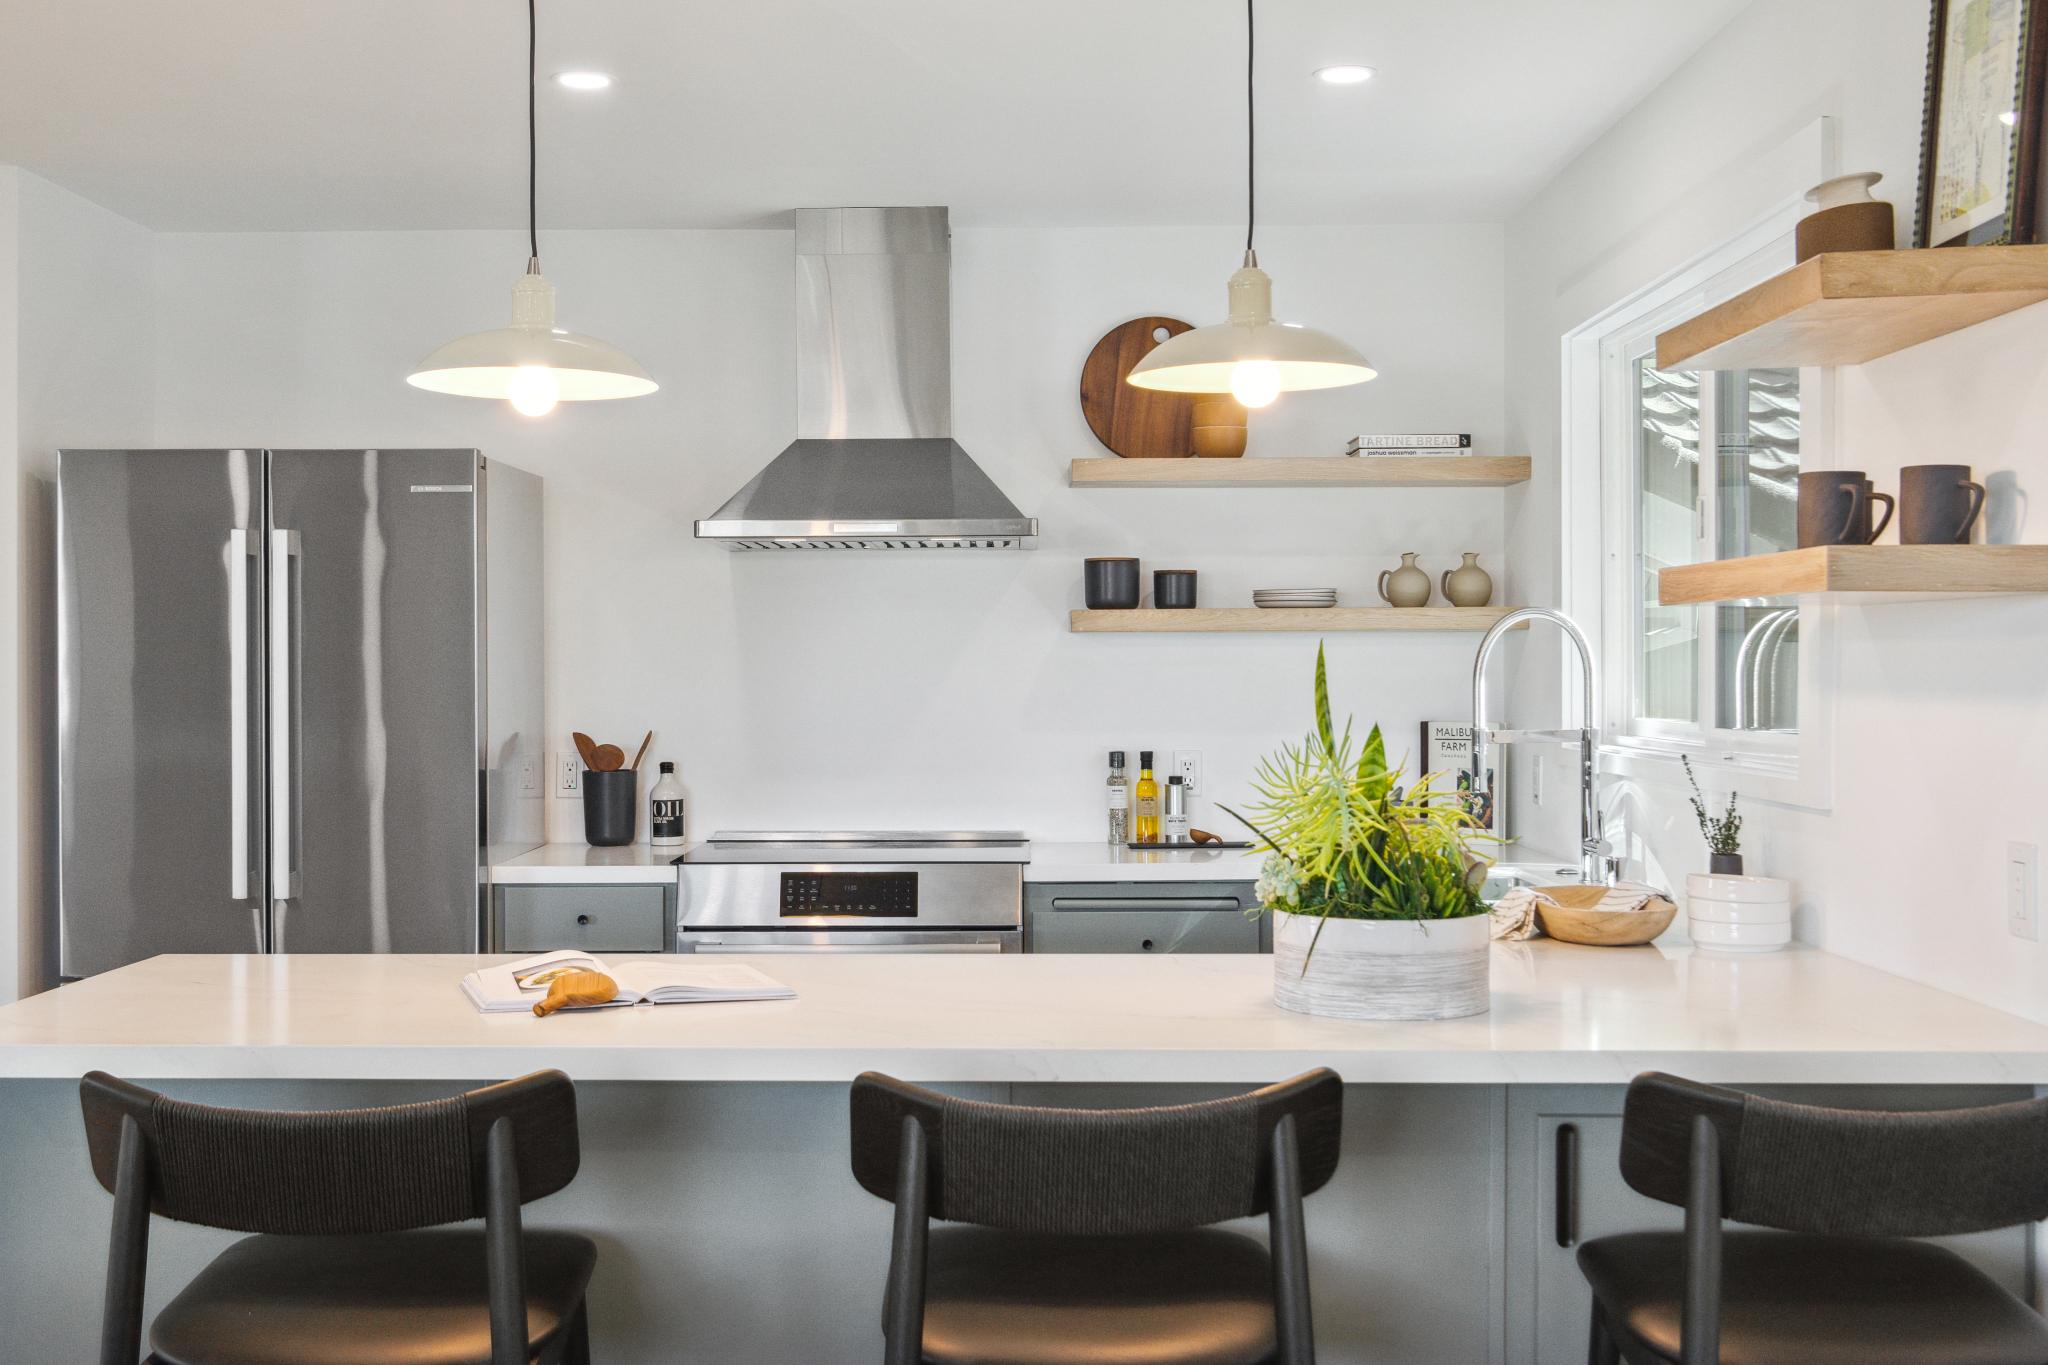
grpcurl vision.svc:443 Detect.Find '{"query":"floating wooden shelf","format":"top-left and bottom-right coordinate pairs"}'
top-left (1068, 456), bottom-right (1531, 488)
top-left (1070, 606), bottom-right (1523, 634)
top-left (1655, 246), bottom-right (2048, 371)
top-left (1658, 545), bottom-right (2048, 605)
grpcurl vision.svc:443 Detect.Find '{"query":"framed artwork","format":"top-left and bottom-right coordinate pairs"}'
top-left (1916, 0), bottom-right (2048, 246)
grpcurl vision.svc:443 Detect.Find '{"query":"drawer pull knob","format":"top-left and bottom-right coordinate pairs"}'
top-left (1141, 939), bottom-right (1155, 951)
top-left (576, 914), bottom-right (592, 926)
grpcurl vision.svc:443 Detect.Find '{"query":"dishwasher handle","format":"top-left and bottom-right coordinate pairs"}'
top-left (1048, 897), bottom-right (1243, 912)
top-left (689, 941), bottom-right (1005, 954)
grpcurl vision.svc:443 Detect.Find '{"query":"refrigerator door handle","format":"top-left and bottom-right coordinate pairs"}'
top-left (268, 529), bottom-right (301, 902)
top-left (226, 530), bottom-right (257, 901)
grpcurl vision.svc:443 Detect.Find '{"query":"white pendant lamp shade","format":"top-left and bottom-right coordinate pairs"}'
top-left (1126, 255), bottom-right (1376, 406)
top-left (407, 266), bottom-right (657, 414)
top-left (405, 0), bottom-right (655, 416)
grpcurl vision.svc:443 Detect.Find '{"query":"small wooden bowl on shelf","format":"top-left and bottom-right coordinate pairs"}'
top-left (1533, 885), bottom-right (1678, 946)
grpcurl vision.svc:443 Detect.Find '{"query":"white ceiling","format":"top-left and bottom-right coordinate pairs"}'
top-left (0, 0), bottom-right (1750, 232)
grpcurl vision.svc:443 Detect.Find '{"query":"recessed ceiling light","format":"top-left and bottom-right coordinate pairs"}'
top-left (1314, 65), bottom-right (1375, 86)
top-left (553, 71), bottom-right (614, 91)
top-left (2001, 109), bottom-right (2019, 126)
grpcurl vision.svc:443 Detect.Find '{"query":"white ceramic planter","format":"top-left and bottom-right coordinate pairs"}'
top-left (1272, 911), bottom-right (1491, 1020)
top-left (1686, 873), bottom-right (1792, 953)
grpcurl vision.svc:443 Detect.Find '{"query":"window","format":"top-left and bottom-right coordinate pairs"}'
top-left (1609, 339), bottom-right (1804, 748)
top-left (1566, 220), bottom-right (1831, 800)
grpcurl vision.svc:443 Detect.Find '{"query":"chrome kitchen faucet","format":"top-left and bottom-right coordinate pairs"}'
top-left (1470, 608), bottom-right (1618, 886)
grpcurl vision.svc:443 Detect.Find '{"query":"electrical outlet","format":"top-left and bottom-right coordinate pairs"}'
top-left (2007, 842), bottom-right (2038, 941)
top-left (1173, 750), bottom-right (1203, 796)
top-left (517, 756), bottom-right (539, 794)
top-left (555, 751), bottom-right (582, 796)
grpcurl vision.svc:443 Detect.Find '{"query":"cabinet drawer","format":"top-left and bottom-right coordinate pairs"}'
top-left (498, 885), bottom-right (669, 952)
top-left (1025, 882), bottom-right (1262, 954)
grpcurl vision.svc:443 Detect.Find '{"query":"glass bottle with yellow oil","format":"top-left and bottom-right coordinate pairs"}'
top-left (1133, 750), bottom-right (1161, 843)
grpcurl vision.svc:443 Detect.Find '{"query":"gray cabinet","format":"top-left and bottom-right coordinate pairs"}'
top-left (1026, 881), bottom-right (1266, 954)
top-left (494, 884), bottom-right (673, 953)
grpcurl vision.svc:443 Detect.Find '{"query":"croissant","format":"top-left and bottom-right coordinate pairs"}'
top-left (532, 970), bottom-right (620, 1017)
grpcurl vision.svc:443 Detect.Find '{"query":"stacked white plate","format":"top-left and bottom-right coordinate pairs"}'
top-left (1684, 873), bottom-right (1793, 953)
top-left (1252, 589), bottom-right (1338, 609)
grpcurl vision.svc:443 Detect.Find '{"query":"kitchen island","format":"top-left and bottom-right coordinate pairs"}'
top-left (3, 945), bottom-right (2043, 1362)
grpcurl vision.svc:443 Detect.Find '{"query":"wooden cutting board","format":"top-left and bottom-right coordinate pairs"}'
top-left (1079, 316), bottom-right (1200, 459)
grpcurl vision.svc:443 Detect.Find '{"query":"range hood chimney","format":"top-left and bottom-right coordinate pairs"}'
top-left (695, 207), bottom-right (1038, 550)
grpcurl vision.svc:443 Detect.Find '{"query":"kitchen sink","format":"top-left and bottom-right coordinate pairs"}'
top-left (1479, 861), bottom-right (1585, 905)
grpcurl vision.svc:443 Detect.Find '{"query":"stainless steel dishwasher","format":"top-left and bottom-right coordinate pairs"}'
top-left (1024, 881), bottom-right (1269, 954)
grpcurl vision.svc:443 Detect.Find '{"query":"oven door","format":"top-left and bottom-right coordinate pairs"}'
top-left (679, 929), bottom-right (1020, 954)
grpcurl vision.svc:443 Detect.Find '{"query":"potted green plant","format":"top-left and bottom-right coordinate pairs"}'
top-left (1224, 645), bottom-right (1495, 1021)
top-left (1682, 754), bottom-right (1743, 875)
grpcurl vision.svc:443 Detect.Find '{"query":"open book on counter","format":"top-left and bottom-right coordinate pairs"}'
top-left (461, 951), bottom-right (797, 1015)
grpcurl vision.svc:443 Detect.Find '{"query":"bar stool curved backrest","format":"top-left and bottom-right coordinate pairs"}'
top-left (1613, 1071), bottom-right (2048, 1363)
top-left (79, 1069), bottom-right (580, 1365)
top-left (850, 1067), bottom-right (1343, 1365)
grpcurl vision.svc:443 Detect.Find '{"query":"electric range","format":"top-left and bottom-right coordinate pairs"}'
top-left (675, 831), bottom-right (1028, 953)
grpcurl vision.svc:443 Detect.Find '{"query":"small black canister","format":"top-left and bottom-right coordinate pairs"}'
top-left (582, 769), bottom-right (638, 847)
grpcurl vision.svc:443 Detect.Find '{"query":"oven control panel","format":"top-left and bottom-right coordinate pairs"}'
top-left (780, 870), bottom-right (917, 917)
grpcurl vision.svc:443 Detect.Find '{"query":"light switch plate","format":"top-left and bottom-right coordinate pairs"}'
top-left (517, 756), bottom-right (539, 794)
top-left (2007, 841), bottom-right (2038, 941)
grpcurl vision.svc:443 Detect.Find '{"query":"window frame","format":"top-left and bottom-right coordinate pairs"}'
top-left (1560, 210), bottom-right (1836, 812)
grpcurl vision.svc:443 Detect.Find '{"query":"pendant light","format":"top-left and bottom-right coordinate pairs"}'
top-left (407, 0), bottom-right (656, 416)
top-left (1127, 0), bottom-right (1375, 408)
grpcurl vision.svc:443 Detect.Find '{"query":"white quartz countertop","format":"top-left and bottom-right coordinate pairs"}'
top-left (486, 841), bottom-right (1260, 885)
top-left (6, 945), bottom-right (2048, 1086)
top-left (486, 844), bottom-right (681, 884)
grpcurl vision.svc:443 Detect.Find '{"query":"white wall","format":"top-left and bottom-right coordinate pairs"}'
top-left (1505, 0), bottom-right (2048, 1022)
top-left (146, 222), bottom-right (1507, 849)
top-left (5, 171), bottom-right (155, 999)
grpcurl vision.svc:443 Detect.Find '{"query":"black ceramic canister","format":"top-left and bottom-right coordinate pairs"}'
top-left (1153, 569), bottom-right (1198, 609)
top-left (1084, 557), bottom-right (1141, 609)
top-left (582, 769), bottom-right (638, 847)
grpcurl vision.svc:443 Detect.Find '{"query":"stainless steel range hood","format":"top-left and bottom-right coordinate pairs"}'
top-left (696, 207), bottom-right (1038, 550)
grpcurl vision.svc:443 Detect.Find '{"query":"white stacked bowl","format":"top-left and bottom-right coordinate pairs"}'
top-left (1685, 873), bottom-right (1793, 953)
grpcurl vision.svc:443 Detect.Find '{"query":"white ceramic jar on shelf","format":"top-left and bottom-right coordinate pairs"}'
top-left (1685, 873), bottom-right (1793, 952)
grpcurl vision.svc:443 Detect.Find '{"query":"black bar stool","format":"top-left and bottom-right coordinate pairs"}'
top-left (848, 1068), bottom-right (1343, 1365)
top-left (79, 1069), bottom-right (596, 1365)
top-left (1579, 1070), bottom-right (2048, 1365)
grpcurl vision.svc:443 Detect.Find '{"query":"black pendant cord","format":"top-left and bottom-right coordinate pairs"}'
top-left (1245, 0), bottom-right (1256, 258)
top-left (527, 0), bottom-right (539, 264)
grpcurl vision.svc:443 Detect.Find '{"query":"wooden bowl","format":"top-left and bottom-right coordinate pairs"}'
top-left (1533, 884), bottom-right (1679, 946)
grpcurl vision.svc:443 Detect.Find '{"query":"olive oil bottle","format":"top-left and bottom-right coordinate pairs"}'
top-left (1134, 750), bottom-right (1161, 844)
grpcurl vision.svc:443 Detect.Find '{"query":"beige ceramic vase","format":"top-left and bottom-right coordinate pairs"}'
top-left (1440, 552), bottom-right (1493, 607)
top-left (1377, 552), bottom-right (1432, 607)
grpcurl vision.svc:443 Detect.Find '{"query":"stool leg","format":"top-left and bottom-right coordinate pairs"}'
top-left (1587, 1299), bottom-right (1619, 1365)
top-left (563, 1302), bottom-right (591, 1365)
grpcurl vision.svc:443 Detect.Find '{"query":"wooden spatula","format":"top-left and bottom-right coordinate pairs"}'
top-left (629, 730), bottom-right (654, 771)
top-left (590, 744), bottom-right (626, 771)
top-left (571, 732), bottom-right (601, 769)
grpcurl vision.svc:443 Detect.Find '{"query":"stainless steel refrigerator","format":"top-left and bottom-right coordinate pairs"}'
top-left (57, 449), bottom-right (544, 977)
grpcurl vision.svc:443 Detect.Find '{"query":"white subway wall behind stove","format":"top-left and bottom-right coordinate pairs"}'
top-left (147, 223), bottom-right (1507, 845)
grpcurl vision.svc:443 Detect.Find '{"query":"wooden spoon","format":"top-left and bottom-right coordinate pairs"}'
top-left (590, 744), bottom-right (626, 772)
top-left (629, 730), bottom-right (654, 771)
top-left (570, 732), bottom-right (601, 769)
top-left (533, 970), bottom-right (619, 1017)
